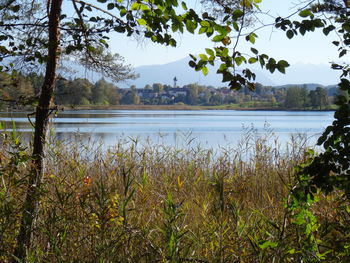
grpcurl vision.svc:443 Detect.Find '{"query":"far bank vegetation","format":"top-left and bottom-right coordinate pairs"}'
top-left (0, 72), bottom-right (337, 110)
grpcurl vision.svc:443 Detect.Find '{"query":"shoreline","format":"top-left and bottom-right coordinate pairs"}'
top-left (61, 104), bottom-right (336, 112)
top-left (2, 104), bottom-right (336, 112)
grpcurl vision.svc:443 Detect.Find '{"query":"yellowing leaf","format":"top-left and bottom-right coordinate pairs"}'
top-left (240, 0), bottom-right (252, 9)
top-left (221, 36), bottom-right (231, 45)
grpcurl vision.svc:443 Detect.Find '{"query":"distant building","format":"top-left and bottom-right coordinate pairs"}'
top-left (168, 88), bottom-right (188, 97)
top-left (137, 89), bottom-right (157, 99)
top-left (173, 77), bottom-right (177, 88)
top-left (160, 94), bottom-right (175, 103)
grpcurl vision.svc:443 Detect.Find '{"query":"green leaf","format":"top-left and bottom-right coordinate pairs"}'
top-left (234, 56), bottom-right (244, 66)
top-left (205, 48), bottom-right (215, 57)
top-left (198, 27), bottom-right (207, 34)
top-left (232, 22), bottom-right (239, 31)
top-left (107, 3), bottom-right (114, 10)
top-left (277, 60), bottom-right (289, 68)
top-left (286, 30), bottom-right (294, 39)
top-left (232, 9), bottom-right (244, 20)
top-left (299, 9), bottom-right (313, 18)
top-left (277, 65), bottom-right (285, 73)
top-left (218, 63), bottom-right (227, 72)
top-left (212, 35), bottom-right (225, 42)
top-left (120, 8), bottom-right (127, 16)
top-left (268, 58), bottom-right (276, 65)
top-left (246, 33), bottom-right (257, 44)
top-left (171, 23), bottom-right (178, 32)
top-left (140, 4), bottom-right (150, 10)
top-left (205, 27), bottom-right (213, 37)
top-left (185, 20), bottom-right (196, 34)
top-left (251, 48), bottom-right (258, 54)
top-left (87, 45), bottom-right (95, 52)
top-left (131, 2), bottom-right (140, 10)
top-left (313, 19), bottom-right (324, 28)
top-left (114, 26), bottom-right (126, 33)
top-left (300, 28), bottom-right (307, 36)
top-left (342, 23), bottom-right (350, 32)
top-left (201, 66), bottom-right (209, 76)
top-left (99, 39), bottom-right (109, 47)
top-left (137, 18), bottom-right (147, 26)
top-left (222, 47), bottom-right (229, 57)
top-left (169, 39), bottom-right (176, 47)
top-left (199, 54), bottom-right (208, 61)
top-left (188, 60), bottom-right (196, 68)
top-left (200, 20), bottom-right (210, 27)
top-left (322, 25), bottom-right (335, 36)
top-left (248, 57), bottom-right (257, 64)
top-left (181, 1), bottom-right (187, 10)
top-left (339, 49), bottom-right (347, 58)
top-left (222, 71), bottom-right (234, 82)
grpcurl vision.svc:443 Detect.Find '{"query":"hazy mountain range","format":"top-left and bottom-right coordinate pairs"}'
top-left (66, 57), bottom-right (341, 89)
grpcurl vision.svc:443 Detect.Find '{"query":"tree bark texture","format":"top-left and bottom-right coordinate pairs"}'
top-left (13, 0), bottom-right (63, 261)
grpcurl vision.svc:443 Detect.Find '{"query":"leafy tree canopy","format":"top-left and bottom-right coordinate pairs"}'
top-left (0, 0), bottom-right (291, 89)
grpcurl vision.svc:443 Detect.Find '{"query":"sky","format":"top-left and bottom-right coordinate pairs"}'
top-left (106, 0), bottom-right (347, 69)
top-left (62, 0), bottom-right (348, 86)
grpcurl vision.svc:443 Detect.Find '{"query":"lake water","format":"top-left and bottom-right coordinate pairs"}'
top-left (0, 110), bottom-right (334, 150)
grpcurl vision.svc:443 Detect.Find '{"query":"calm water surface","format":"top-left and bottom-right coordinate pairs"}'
top-left (0, 110), bottom-right (334, 149)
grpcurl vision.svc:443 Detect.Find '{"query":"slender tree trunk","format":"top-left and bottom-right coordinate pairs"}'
top-left (13, 0), bottom-right (63, 261)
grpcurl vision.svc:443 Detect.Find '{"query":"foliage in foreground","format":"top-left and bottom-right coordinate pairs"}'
top-left (0, 131), bottom-right (349, 262)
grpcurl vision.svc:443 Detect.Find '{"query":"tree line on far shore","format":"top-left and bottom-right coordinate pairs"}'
top-left (0, 71), bottom-right (338, 110)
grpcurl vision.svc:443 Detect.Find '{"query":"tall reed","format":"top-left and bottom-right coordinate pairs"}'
top-left (0, 129), bottom-right (349, 262)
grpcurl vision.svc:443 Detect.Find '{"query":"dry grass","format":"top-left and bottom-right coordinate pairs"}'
top-left (0, 131), bottom-right (349, 262)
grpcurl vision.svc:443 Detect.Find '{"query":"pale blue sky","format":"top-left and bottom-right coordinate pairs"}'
top-left (107, 0), bottom-right (346, 68)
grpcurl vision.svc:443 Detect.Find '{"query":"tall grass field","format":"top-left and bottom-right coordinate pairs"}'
top-left (0, 129), bottom-right (349, 262)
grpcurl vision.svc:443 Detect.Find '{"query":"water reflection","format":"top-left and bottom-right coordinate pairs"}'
top-left (0, 110), bottom-right (334, 150)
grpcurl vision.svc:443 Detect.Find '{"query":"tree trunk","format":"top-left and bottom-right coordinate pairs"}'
top-left (13, 0), bottom-right (63, 261)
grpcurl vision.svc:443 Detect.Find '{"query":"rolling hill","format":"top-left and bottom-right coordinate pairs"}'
top-left (63, 57), bottom-right (340, 89)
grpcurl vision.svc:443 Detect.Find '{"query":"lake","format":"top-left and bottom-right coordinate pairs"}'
top-left (0, 110), bottom-right (334, 150)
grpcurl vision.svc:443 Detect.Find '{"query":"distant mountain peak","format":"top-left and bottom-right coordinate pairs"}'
top-left (130, 57), bottom-right (274, 88)
top-left (62, 57), bottom-right (339, 88)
